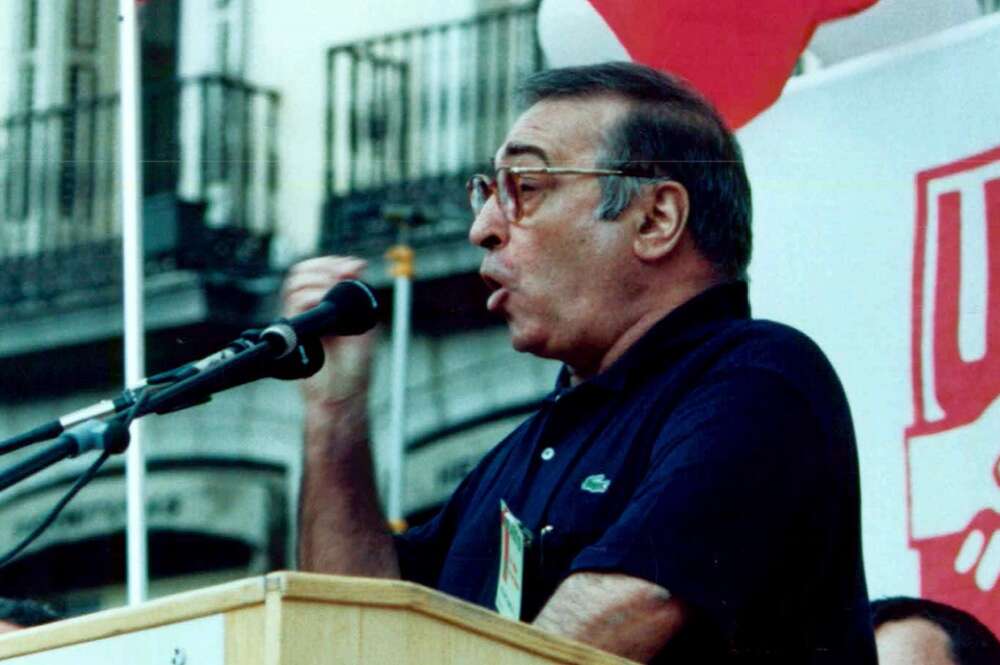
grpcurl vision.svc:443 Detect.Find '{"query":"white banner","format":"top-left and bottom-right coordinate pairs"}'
top-left (739, 14), bottom-right (1000, 629)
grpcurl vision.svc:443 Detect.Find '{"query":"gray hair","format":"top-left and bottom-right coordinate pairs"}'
top-left (518, 62), bottom-right (752, 280)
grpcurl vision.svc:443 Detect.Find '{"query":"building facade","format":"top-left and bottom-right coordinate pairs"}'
top-left (0, 0), bottom-right (555, 613)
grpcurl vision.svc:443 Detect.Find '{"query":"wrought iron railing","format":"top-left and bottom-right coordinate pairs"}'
top-left (321, 1), bottom-right (543, 255)
top-left (0, 75), bottom-right (280, 307)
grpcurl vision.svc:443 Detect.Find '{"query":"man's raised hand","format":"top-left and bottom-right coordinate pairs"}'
top-left (281, 256), bottom-right (377, 407)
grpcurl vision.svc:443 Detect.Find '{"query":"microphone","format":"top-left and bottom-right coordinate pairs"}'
top-left (144, 327), bottom-right (322, 386)
top-left (178, 335), bottom-right (325, 395)
top-left (144, 280), bottom-right (376, 393)
top-left (145, 337), bottom-right (257, 385)
top-left (79, 335), bottom-right (322, 417)
top-left (261, 279), bottom-right (379, 357)
top-left (167, 281), bottom-right (378, 403)
top-left (140, 280), bottom-right (377, 416)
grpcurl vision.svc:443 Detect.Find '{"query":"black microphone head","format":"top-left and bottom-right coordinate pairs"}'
top-left (320, 280), bottom-right (380, 336)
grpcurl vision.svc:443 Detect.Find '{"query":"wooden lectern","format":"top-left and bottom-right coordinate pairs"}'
top-left (0, 572), bottom-right (634, 664)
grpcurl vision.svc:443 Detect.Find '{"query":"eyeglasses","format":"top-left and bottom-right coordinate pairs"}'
top-left (466, 166), bottom-right (632, 224)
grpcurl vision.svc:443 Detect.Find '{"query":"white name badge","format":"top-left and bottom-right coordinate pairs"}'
top-left (495, 499), bottom-right (530, 620)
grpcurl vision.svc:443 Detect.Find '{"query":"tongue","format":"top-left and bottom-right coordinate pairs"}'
top-left (486, 287), bottom-right (509, 313)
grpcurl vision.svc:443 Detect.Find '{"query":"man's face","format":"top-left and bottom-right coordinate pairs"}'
top-left (470, 96), bottom-right (640, 372)
top-left (875, 618), bottom-right (956, 665)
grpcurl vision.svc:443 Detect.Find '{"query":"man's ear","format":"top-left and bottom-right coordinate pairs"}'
top-left (632, 181), bottom-right (690, 262)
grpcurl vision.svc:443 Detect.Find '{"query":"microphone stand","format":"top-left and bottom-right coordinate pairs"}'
top-left (0, 332), bottom-right (280, 457)
top-left (0, 278), bottom-right (370, 458)
top-left (0, 392), bottom-right (139, 457)
top-left (0, 334), bottom-right (261, 457)
top-left (0, 336), bottom-right (280, 495)
top-left (0, 337), bottom-right (280, 568)
top-left (0, 417), bottom-right (133, 569)
top-left (0, 419), bottom-right (131, 493)
top-left (0, 279), bottom-right (372, 568)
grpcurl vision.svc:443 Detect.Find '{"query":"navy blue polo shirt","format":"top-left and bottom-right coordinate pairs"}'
top-left (396, 282), bottom-right (876, 664)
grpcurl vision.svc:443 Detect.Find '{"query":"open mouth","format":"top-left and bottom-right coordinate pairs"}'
top-left (480, 273), bottom-right (509, 313)
top-left (481, 274), bottom-right (503, 293)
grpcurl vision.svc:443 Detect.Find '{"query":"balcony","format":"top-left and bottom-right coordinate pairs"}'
top-left (0, 75), bottom-right (280, 323)
top-left (320, 2), bottom-right (542, 263)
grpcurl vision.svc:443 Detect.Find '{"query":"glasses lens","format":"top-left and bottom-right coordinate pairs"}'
top-left (497, 169), bottom-right (522, 223)
top-left (467, 174), bottom-right (491, 214)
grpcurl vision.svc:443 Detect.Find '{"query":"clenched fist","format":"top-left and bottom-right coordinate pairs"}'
top-left (281, 256), bottom-right (378, 407)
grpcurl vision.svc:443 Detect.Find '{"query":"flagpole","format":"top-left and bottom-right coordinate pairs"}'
top-left (119, 0), bottom-right (149, 605)
top-left (385, 233), bottom-right (413, 534)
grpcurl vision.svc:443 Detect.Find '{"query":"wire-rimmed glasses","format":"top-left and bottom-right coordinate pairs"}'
top-left (466, 166), bottom-right (632, 223)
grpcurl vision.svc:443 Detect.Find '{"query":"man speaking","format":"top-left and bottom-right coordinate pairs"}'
top-left (284, 62), bottom-right (877, 664)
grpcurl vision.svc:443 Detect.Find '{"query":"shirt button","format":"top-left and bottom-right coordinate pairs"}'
top-left (540, 447), bottom-right (555, 461)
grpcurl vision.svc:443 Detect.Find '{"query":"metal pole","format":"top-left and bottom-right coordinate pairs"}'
top-left (119, 0), bottom-right (148, 605)
top-left (385, 234), bottom-right (413, 533)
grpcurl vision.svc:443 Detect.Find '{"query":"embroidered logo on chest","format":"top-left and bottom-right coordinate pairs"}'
top-left (581, 474), bottom-right (612, 494)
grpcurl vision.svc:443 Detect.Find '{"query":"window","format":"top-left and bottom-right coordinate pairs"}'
top-left (70, 0), bottom-right (98, 49)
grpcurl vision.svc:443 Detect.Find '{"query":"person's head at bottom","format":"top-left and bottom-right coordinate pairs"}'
top-left (0, 598), bottom-right (61, 634)
top-left (872, 596), bottom-right (1000, 665)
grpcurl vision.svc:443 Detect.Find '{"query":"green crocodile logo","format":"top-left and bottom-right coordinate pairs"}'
top-left (581, 474), bottom-right (611, 494)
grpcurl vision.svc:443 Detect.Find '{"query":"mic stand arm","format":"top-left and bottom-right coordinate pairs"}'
top-left (0, 333), bottom-right (259, 457)
top-left (0, 419), bottom-right (131, 493)
top-left (0, 332), bottom-right (286, 461)
top-left (0, 391), bottom-right (140, 458)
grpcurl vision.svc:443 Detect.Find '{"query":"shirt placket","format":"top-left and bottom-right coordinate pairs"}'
top-left (514, 387), bottom-right (617, 531)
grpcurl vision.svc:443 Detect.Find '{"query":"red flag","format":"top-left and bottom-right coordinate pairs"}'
top-left (539, 0), bottom-right (878, 128)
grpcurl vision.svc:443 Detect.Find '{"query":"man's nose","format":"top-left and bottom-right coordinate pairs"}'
top-left (468, 196), bottom-right (508, 250)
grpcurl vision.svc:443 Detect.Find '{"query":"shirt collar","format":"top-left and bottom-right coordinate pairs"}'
top-left (551, 281), bottom-right (751, 397)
